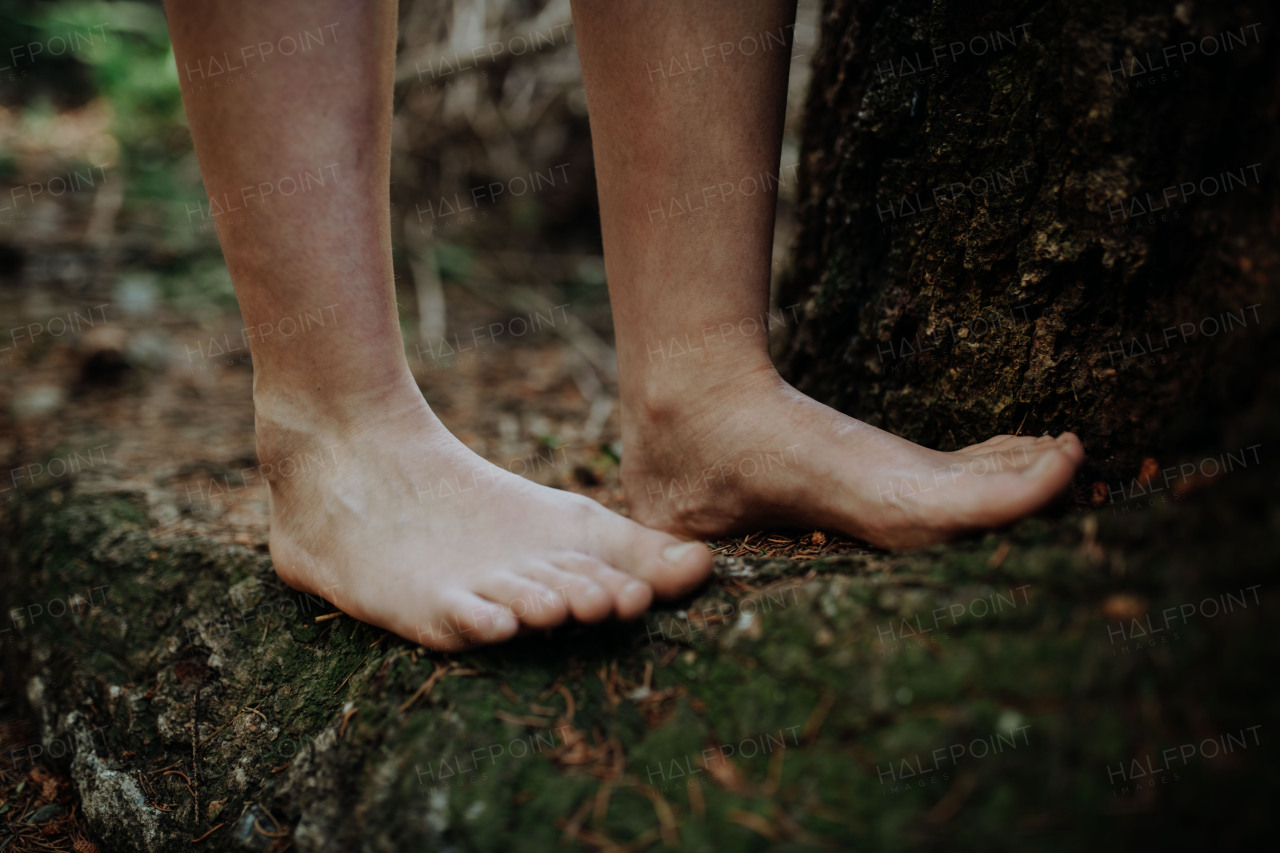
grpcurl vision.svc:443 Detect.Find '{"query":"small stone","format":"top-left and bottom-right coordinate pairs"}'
top-left (10, 385), bottom-right (66, 419)
top-left (113, 273), bottom-right (160, 317)
top-left (734, 610), bottom-right (762, 640)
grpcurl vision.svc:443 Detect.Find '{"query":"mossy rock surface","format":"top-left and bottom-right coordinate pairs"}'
top-left (3, 466), bottom-right (1276, 852)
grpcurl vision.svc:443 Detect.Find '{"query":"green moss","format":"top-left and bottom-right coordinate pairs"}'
top-left (7, 443), bottom-right (1280, 851)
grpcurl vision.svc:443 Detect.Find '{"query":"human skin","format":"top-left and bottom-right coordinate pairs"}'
top-left (162, 0), bottom-right (1083, 649)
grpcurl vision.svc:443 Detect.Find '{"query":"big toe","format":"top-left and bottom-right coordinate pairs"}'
top-left (1055, 431), bottom-right (1086, 464)
top-left (1020, 445), bottom-right (1080, 497)
top-left (604, 522), bottom-right (714, 601)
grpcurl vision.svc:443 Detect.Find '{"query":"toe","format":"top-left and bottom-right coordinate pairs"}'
top-left (612, 575), bottom-right (654, 620)
top-left (961, 432), bottom-right (1083, 478)
top-left (564, 493), bottom-right (711, 601)
top-left (959, 434), bottom-right (1016, 452)
top-left (413, 590), bottom-right (519, 650)
top-left (1055, 431), bottom-right (1086, 464)
top-left (961, 434), bottom-right (1044, 458)
top-left (473, 572), bottom-right (570, 630)
top-left (1020, 446), bottom-right (1078, 493)
top-left (519, 560), bottom-right (613, 623)
top-left (574, 558), bottom-right (654, 620)
top-left (601, 523), bottom-right (714, 601)
top-left (945, 446), bottom-right (1078, 534)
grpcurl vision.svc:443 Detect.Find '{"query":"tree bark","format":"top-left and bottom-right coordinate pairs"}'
top-left (779, 0), bottom-right (1277, 479)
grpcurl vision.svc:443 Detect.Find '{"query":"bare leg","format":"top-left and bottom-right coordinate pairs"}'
top-left (572, 0), bottom-right (1084, 549)
top-left (163, 0), bottom-right (712, 650)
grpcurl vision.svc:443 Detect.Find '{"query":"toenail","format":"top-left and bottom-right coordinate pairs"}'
top-left (623, 580), bottom-right (648, 600)
top-left (662, 541), bottom-right (699, 564)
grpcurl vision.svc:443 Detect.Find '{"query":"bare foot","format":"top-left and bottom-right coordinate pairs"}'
top-left (259, 385), bottom-right (713, 650)
top-left (622, 367), bottom-right (1084, 549)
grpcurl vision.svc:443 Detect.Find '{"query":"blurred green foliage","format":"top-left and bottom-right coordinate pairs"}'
top-left (1, 1), bottom-right (206, 246)
top-left (0, 1), bottom-right (607, 313)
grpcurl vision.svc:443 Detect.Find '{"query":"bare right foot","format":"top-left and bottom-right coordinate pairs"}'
top-left (260, 383), bottom-right (713, 651)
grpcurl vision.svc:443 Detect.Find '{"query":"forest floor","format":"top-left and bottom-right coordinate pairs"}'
top-left (0, 4), bottom-right (828, 841)
top-left (3, 3), bottom-right (1276, 846)
top-left (2, 262), bottom-right (1277, 852)
top-left (0, 266), bottom-right (874, 851)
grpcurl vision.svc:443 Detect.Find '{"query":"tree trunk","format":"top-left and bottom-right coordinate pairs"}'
top-left (779, 0), bottom-right (1277, 480)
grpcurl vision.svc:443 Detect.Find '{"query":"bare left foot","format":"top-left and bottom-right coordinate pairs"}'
top-left (621, 366), bottom-right (1084, 549)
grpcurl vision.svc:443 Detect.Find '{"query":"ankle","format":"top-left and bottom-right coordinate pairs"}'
top-left (621, 357), bottom-right (781, 429)
top-left (253, 371), bottom-right (430, 466)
